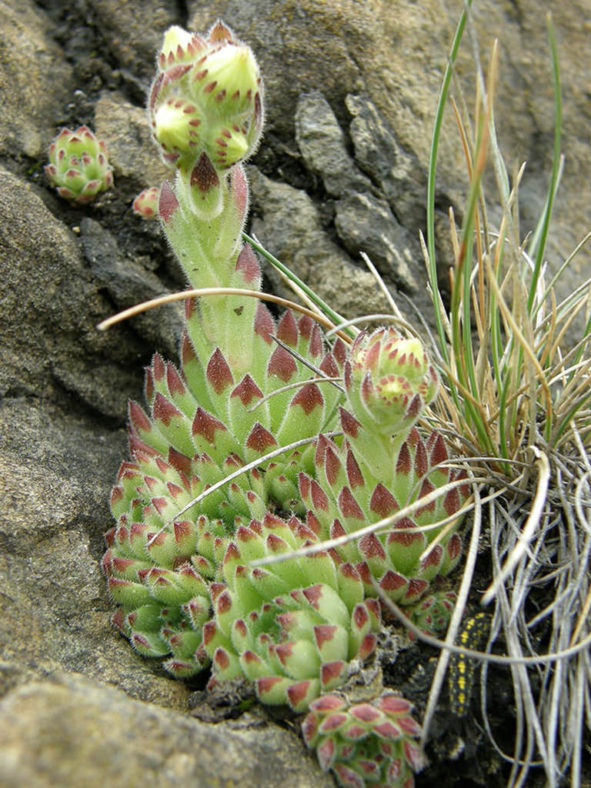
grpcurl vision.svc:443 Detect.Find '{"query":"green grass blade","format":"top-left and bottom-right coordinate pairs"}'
top-left (426, 0), bottom-right (473, 364)
top-left (526, 13), bottom-right (562, 312)
top-left (242, 232), bottom-right (355, 338)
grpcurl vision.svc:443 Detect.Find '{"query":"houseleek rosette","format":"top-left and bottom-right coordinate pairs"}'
top-left (45, 126), bottom-right (113, 203)
top-left (203, 513), bottom-right (381, 712)
top-left (302, 693), bottom-right (423, 788)
top-left (103, 310), bottom-right (346, 677)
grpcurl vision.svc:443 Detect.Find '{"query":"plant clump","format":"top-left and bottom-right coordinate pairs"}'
top-left (100, 19), bottom-right (474, 788)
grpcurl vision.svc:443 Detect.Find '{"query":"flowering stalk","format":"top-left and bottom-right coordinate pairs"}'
top-left (299, 329), bottom-right (468, 608)
top-left (148, 22), bottom-right (264, 376)
top-left (104, 20), bottom-right (348, 678)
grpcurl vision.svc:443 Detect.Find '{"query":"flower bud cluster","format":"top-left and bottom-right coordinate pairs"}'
top-left (345, 328), bottom-right (439, 437)
top-left (148, 21), bottom-right (263, 218)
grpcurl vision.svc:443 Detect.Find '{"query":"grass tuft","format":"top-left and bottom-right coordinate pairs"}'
top-left (419, 8), bottom-right (591, 786)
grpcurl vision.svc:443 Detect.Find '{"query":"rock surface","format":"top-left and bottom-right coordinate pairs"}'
top-left (1, 0), bottom-right (590, 785)
top-left (249, 167), bottom-right (390, 321)
top-left (0, 671), bottom-right (331, 788)
top-left (0, 0), bottom-right (74, 158)
top-left (295, 90), bottom-right (372, 199)
top-left (190, 0), bottom-right (590, 300)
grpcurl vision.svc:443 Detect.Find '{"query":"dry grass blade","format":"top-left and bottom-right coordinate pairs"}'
top-left (420, 473), bottom-right (483, 745)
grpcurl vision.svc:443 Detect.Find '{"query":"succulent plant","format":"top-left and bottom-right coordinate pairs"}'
top-left (302, 692), bottom-right (424, 788)
top-left (407, 590), bottom-right (457, 641)
top-left (103, 20), bottom-right (353, 681)
top-left (102, 323), bottom-right (345, 676)
top-left (45, 125), bottom-right (113, 203)
top-left (293, 327), bottom-right (469, 609)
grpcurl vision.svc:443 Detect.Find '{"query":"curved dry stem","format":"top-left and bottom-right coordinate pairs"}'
top-left (97, 286), bottom-right (351, 340)
top-left (420, 474), bottom-right (482, 745)
top-left (324, 313), bottom-right (419, 339)
top-left (359, 251), bottom-right (401, 317)
top-left (482, 448), bottom-right (551, 605)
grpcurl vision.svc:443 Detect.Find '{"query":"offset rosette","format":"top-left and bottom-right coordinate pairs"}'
top-left (302, 692), bottom-right (424, 788)
top-left (45, 126), bottom-right (113, 204)
top-left (149, 22), bottom-right (263, 218)
top-left (203, 513), bottom-right (381, 712)
top-left (407, 590), bottom-right (457, 641)
top-left (344, 329), bottom-right (438, 438)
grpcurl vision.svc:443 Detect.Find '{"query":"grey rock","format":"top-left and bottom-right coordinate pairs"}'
top-left (0, 397), bottom-right (192, 711)
top-left (94, 93), bottom-right (187, 288)
top-left (0, 166), bottom-right (146, 419)
top-left (295, 91), bottom-right (371, 197)
top-left (0, 672), bottom-right (333, 788)
top-left (94, 91), bottom-right (171, 189)
top-left (0, 0), bottom-right (74, 158)
top-left (248, 168), bottom-right (389, 323)
top-left (346, 94), bottom-right (426, 228)
top-left (80, 217), bottom-right (183, 361)
top-left (335, 192), bottom-right (419, 292)
top-left (85, 0), bottom-right (179, 80)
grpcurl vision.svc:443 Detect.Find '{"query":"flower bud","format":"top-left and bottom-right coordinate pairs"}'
top-left (132, 186), bottom-right (160, 219)
top-left (344, 328), bottom-right (439, 437)
top-left (45, 126), bottom-right (114, 204)
top-left (149, 21), bottom-right (264, 175)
